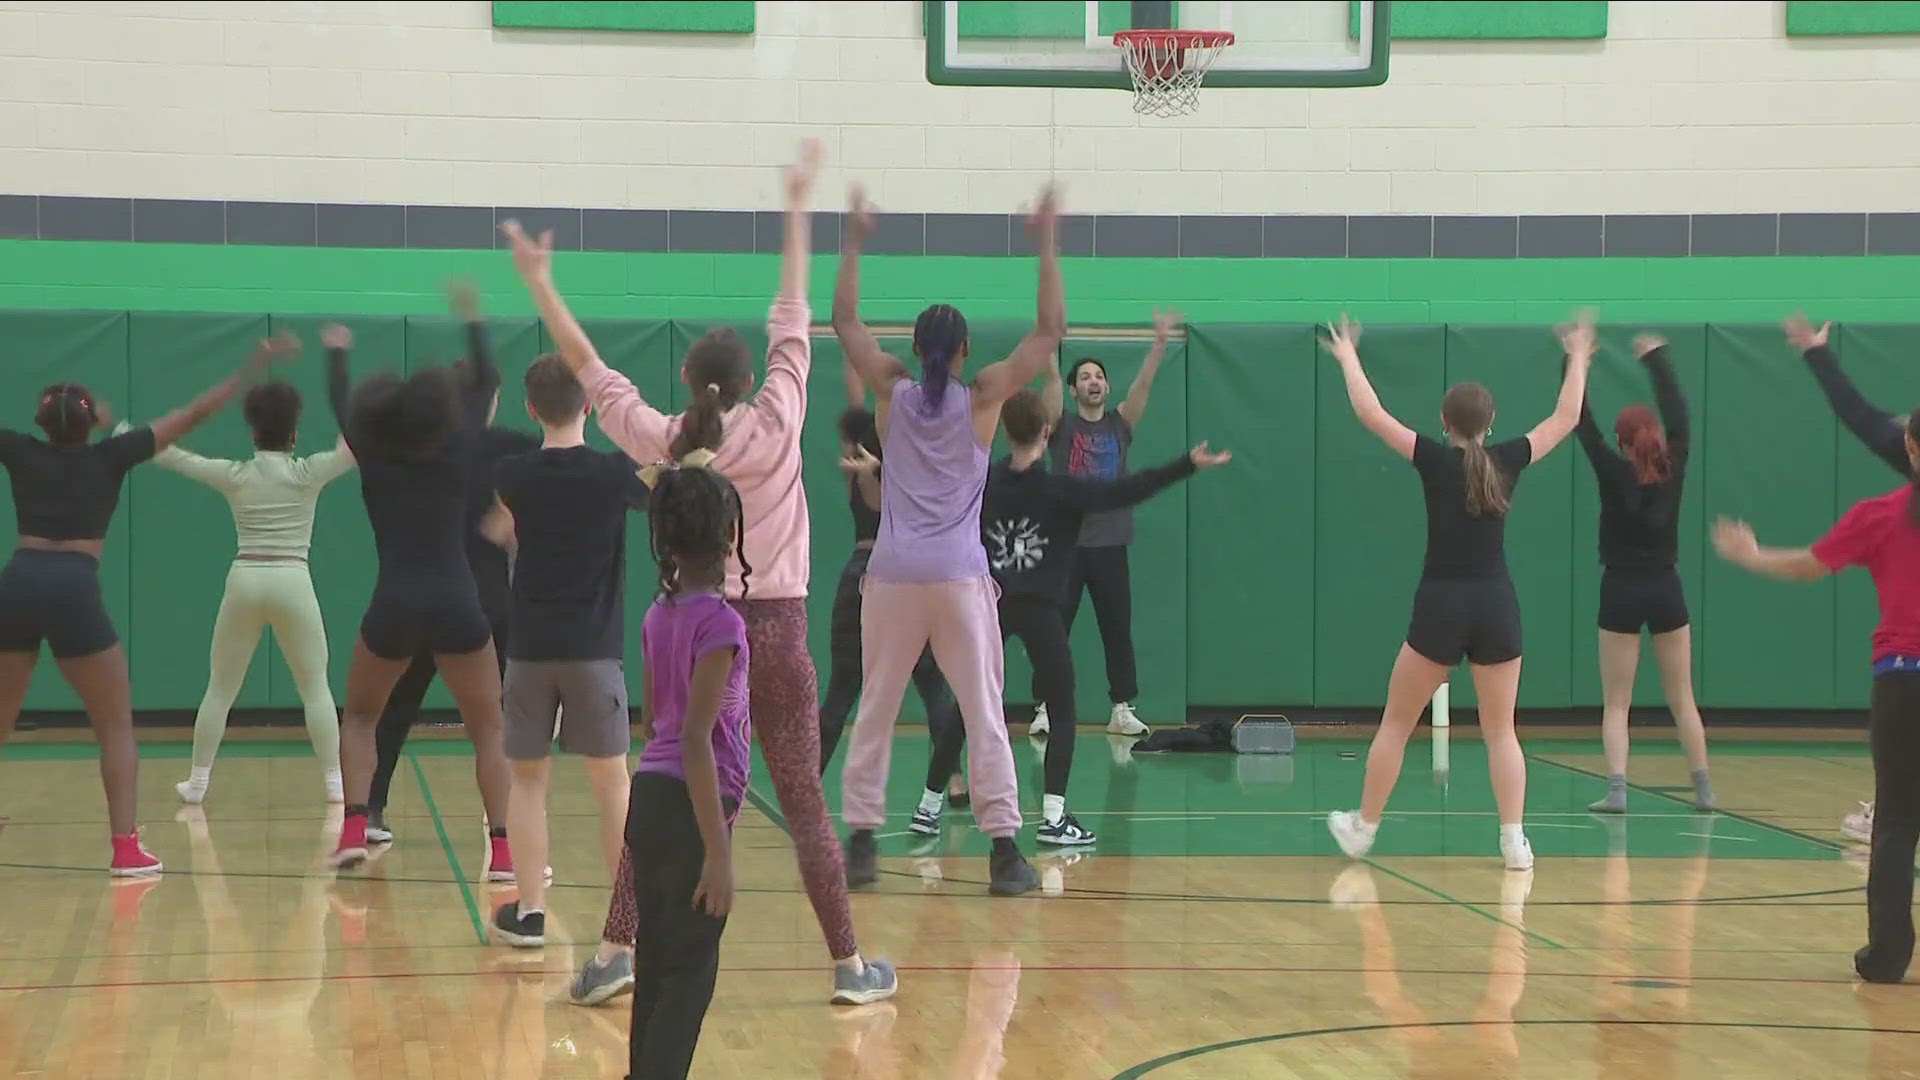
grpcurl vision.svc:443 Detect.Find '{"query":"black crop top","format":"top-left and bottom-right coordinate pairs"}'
top-left (0, 427), bottom-right (156, 540)
top-left (1575, 347), bottom-right (1690, 570)
top-left (1412, 434), bottom-right (1533, 580)
top-left (329, 322), bottom-right (497, 574)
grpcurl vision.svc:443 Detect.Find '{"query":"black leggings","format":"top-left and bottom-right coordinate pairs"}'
top-left (931, 595), bottom-right (1076, 797)
top-left (1862, 669), bottom-right (1920, 982)
top-left (818, 546), bottom-right (960, 773)
top-left (627, 771), bottom-right (733, 1080)
top-left (367, 608), bottom-right (508, 813)
top-left (1059, 545), bottom-right (1136, 704)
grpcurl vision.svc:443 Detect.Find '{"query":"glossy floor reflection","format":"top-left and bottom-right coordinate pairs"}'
top-left (1, 729), bottom-right (1914, 1078)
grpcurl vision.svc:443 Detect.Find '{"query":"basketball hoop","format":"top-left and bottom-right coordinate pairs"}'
top-left (1113, 28), bottom-right (1235, 118)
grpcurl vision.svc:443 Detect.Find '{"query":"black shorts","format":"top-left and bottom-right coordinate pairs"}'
top-left (1598, 566), bottom-right (1689, 636)
top-left (0, 549), bottom-right (118, 658)
top-left (1406, 576), bottom-right (1522, 668)
top-left (360, 571), bottom-right (493, 661)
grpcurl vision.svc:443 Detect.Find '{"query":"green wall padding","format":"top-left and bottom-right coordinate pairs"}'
top-left (492, 1), bottom-right (755, 33)
top-left (1351, 0), bottom-right (1606, 38)
top-left (1698, 326), bottom-right (1838, 708)
top-left (1786, 1), bottom-right (1920, 36)
top-left (1185, 325), bottom-right (1316, 705)
top-left (955, 1), bottom-right (1135, 38)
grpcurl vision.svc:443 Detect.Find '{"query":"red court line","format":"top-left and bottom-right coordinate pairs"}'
top-left (0, 963), bottom-right (1861, 995)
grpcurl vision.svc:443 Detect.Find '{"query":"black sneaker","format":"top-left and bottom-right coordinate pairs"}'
top-left (366, 810), bottom-right (394, 844)
top-left (492, 902), bottom-right (545, 948)
top-left (845, 830), bottom-right (879, 887)
top-left (1037, 813), bottom-right (1097, 847)
top-left (988, 837), bottom-right (1039, 896)
top-left (908, 803), bottom-right (942, 836)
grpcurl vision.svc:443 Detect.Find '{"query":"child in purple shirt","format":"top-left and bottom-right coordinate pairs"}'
top-left (626, 454), bottom-right (751, 1080)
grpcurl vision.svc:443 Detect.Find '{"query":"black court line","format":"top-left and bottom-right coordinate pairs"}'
top-left (1112, 1020), bottom-right (1920, 1078)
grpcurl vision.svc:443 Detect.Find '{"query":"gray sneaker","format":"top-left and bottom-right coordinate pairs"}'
top-left (830, 957), bottom-right (899, 1006)
top-left (568, 950), bottom-right (636, 1006)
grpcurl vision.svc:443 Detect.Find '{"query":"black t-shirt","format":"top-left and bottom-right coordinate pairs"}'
top-left (0, 426), bottom-right (155, 540)
top-left (468, 427), bottom-right (540, 616)
top-left (982, 455), bottom-right (1195, 603)
top-left (1412, 434), bottom-right (1533, 580)
top-left (1575, 348), bottom-right (1690, 570)
top-left (849, 473), bottom-right (880, 543)
top-left (495, 446), bottom-right (648, 661)
top-left (1049, 411), bottom-right (1135, 547)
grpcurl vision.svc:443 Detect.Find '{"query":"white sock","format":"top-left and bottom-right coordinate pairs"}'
top-left (518, 901), bottom-right (544, 918)
top-left (917, 789), bottom-right (944, 815)
top-left (1042, 794), bottom-right (1066, 825)
top-left (836, 954), bottom-right (866, 976)
top-left (188, 766), bottom-right (211, 785)
top-left (1500, 823), bottom-right (1527, 844)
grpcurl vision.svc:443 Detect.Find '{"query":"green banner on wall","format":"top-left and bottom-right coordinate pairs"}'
top-left (492, 1), bottom-right (755, 34)
top-left (1350, 0), bottom-right (1607, 39)
top-left (1786, 1), bottom-right (1920, 35)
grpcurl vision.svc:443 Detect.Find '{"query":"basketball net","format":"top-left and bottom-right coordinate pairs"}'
top-left (1114, 30), bottom-right (1235, 118)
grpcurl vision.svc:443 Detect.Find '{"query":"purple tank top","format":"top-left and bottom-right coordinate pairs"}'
top-left (867, 379), bottom-right (989, 583)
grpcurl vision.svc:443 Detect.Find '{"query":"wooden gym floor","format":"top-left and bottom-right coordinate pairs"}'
top-left (1, 725), bottom-right (1912, 1078)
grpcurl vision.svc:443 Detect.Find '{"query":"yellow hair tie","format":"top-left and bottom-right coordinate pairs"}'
top-left (637, 448), bottom-right (719, 490)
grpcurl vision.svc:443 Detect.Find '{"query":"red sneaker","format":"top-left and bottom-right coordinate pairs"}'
top-left (109, 832), bottom-right (163, 877)
top-left (329, 813), bottom-right (370, 871)
top-left (486, 835), bottom-right (514, 882)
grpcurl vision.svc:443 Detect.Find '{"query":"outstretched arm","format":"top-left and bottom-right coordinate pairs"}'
top-left (150, 334), bottom-right (287, 451)
top-left (1039, 356), bottom-right (1064, 421)
top-left (449, 281), bottom-right (499, 427)
top-left (973, 185), bottom-right (1066, 414)
top-left (1117, 310), bottom-right (1178, 427)
top-left (1713, 516), bottom-right (1830, 582)
top-left (1787, 314), bottom-right (1909, 477)
top-left (1638, 335), bottom-right (1690, 458)
top-left (1321, 315), bottom-right (1416, 461)
top-left (1041, 443), bottom-right (1228, 512)
top-left (118, 418), bottom-right (240, 493)
top-left (504, 218), bottom-right (671, 461)
top-left (1525, 310), bottom-right (1596, 462)
top-left (325, 323), bottom-right (354, 445)
top-left (831, 185), bottom-right (910, 401)
top-left (757, 139), bottom-right (823, 433)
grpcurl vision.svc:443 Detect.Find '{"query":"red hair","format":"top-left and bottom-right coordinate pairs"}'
top-left (1614, 404), bottom-right (1669, 484)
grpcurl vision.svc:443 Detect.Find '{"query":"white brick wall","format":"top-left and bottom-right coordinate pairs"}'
top-left (0, 0), bottom-right (1915, 213)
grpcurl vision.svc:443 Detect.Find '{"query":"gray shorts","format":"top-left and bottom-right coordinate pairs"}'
top-left (503, 658), bottom-right (632, 760)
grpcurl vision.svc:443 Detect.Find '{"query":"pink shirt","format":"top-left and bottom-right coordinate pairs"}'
top-left (580, 299), bottom-right (811, 600)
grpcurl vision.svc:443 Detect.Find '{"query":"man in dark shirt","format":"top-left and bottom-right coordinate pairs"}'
top-left (487, 354), bottom-right (649, 948)
top-left (365, 285), bottom-right (540, 845)
top-left (918, 388), bottom-right (1228, 846)
top-left (1038, 311), bottom-right (1177, 739)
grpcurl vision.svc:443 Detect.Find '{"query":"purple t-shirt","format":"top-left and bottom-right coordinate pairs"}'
top-left (636, 592), bottom-right (752, 802)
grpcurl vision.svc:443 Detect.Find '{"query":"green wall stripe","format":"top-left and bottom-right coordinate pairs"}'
top-left (491, 1), bottom-right (754, 33)
top-left (1786, 1), bottom-right (1920, 36)
top-left (1351, 0), bottom-right (1606, 39)
top-left (955, 0), bottom-right (1135, 38)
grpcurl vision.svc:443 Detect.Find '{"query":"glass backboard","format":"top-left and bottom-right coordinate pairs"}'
top-left (924, 1), bottom-right (1390, 90)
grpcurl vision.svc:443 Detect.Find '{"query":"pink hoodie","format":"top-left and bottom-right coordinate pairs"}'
top-left (579, 298), bottom-right (811, 601)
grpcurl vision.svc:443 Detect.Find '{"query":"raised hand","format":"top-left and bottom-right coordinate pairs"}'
top-left (1025, 183), bottom-right (1060, 243)
top-left (1556, 308), bottom-right (1598, 357)
top-left (1319, 314), bottom-right (1361, 361)
top-left (320, 323), bottom-right (352, 351)
top-left (500, 219), bottom-right (554, 281)
top-left (1189, 440), bottom-right (1232, 468)
top-left (448, 279), bottom-right (482, 322)
top-left (1784, 311), bottom-right (1830, 351)
top-left (845, 184), bottom-right (876, 247)
top-left (839, 445), bottom-right (880, 475)
top-left (1711, 516), bottom-right (1758, 563)
top-left (785, 138), bottom-right (823, 204)
top-left (1633, 332), bottom-right (1667, 361)
top-left (1153, 309), bottom-right (1182, 345)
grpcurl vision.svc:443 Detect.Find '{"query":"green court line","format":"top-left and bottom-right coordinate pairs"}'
top-left (1362, 860), bottom-right (1567, 950)
top-left (408, 751), bottom-right (488, 946)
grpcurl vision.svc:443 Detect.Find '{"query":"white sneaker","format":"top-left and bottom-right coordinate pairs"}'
top-left (1029, 704), bottom-right (1050, 737)
top-left (1843, 801), bottom-right (1874, 844)
top-left (1501, 831), bottom-right (1535, 871)
top-left (1107, 702), bottom-right (1148, 737)
top-left (175, 779), bottom-right (208, 805)
top-left (1327, 810), bottom-right (1377, 859)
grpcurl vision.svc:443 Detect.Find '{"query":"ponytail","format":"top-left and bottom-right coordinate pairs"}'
top-left (1461, 441), bottom-right (1511, 518)
top-left (1906, 408), bottom-right (1920, 529)
top-left (671, 382), bottom-right (726, 460)
top-left (912, 304), bottom-right (969, 416)
top-left (1614, 404), bottom-right (1670, 485)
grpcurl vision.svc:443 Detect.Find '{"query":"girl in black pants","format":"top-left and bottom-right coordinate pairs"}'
top-left (1576, 334), bottom-right (1714, 813)
top-left (920, 388), bottom-right (1228, 845)
top-left (1788, 312), bottom-right (1909, 843)
top-left (817, 394), bottom-right (963, 778)
top-left (1714, 410), bottom-right (1920, 982)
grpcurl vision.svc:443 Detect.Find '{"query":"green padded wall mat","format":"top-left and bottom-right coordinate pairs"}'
top-left (1786, 1), bottom-right (1920, 36)
top-left (492, 1), bottom-right (754, 33)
